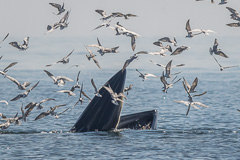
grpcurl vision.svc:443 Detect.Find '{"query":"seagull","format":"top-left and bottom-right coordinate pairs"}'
top-left (9, 37), bottom-right (29, 51)
top-left (226, 22), bottom-right (240, 27)
top-left (212, 55), bottom-right (239, 71)
top-left (74, 83), bottom-right (84, 106)
top-left (226, 7), bottom-right (240, 21)
top-left (87, 38), bottom-right (119, 56)
top-left (171, 46), bottom-right (190, 56)
top-left (10, 81), bottom-right (40, 101)
top-left (185, 19), bottom-right (202, 38)
top-left (46, 49), bottom-right (74, 67)
top-left (95, 9), bottom-right (114, 21)
top-left (115, 22), bottom-right (141, 37)
top-left (91, 78), bottom-right (102, 97)
top-left (49, 3), bottom-right (65, 15)
top-left (123, 84), bottom-right (133, 95)
top-left (5, 74), bottom-right (31, 90)
top-left (26, 98), bottom-right (56, 110)
top-left (112, 12), bottom-right (137, 19)
top-left (70, 71), bottom-right (81, 92)
top-left (57, 90), bottom-right (76, 96)
top-left (84, 45), bottom-right (101, 69)
top-left (122, 54), bottom-right (138, 72)
top-left (136, 69), bottom-right (158, 81)
top-left (209, 39), bottom-right (229, 58)
top-left (160, 72), bottom-right (182, 93)
top-left (150, 60), bottom-right (184, 78)
top-left (0, 62), bottom-right (18, 76)
top-left (34, 104), bottom-right (66, 121)
top-left (158, 37), bottom-right (177, 46)
top-left (92, 20), bottom-right (111, 31)
top-left (0, 33), bottom-right (9, 44)
top-left (44, 70), bottom-right (74, 87)
top-left (103, 84), bottom-right (126, 105)
top-left (183, 77), bottom-right (198, 93)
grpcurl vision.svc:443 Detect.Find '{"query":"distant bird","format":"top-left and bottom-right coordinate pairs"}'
top-left (5, 74), bottom-right (31, 90)
top-left (0, 100), bottom-right (8, 105)
top-left (87, 38), bottom-right (119, 56)
top-left (46, 49), bottom-right (74, 67)
top-left (158, 37), bottom-right (177, 46)
top-left (226, 7), bottom-right (240, 21)
top-left (136, 69), bottom-right (158, 81)
top-left (95, 9), bottom-right (114, 21)
top-left (34, 104), bottom-right (66, 121)
top-left (112, 12), bottom-right (137, 19)
top-left (103, 84), bottom-right (126, 105)
top-left (209, 39), bottom-right (229, 58)
top-left (24, 98), bottom-right (56, 110)
top-left (84, 45), bottom-right (101, 69)
top-left (115, 22), bottom-right (141, 37)
top-left (212, 55), bottom-right (239, 71)
top-left (0, 33), bottom-right (9, 44)
top-left (92, 20), bottom-right (111, 31)
top-left (123, 84), bottom-right (133, 95)
top-left (160, 72), bottom-right (182, 93)
top-left (74, 83), bottom-right (84, 106)
top-left (57, 90), bottom-right (76, 96)
top-left (44, 70), bottom-right (74, 87)
top-left (70, 71), bottom-right (81, 92)
top-left (49, 3), bottom-right (65, 15)
top-left (10, 81), bottom-right (40, 101)
top-left (183, 77), bottom-right (198, 93)
top-left (9, 37), bottom-right (29, 51)
top-left (0, 62), bottom-right (18, 76)
top-left (91, 78), bottom-right (102, 97)
top-left (122, 54), bottom-right (138, 72)
top-left (185, 19), bottom-right (202, 38)
top-left (136, 45), bottom-right (172, 57)
top-left (150, 60), bottom-right (184, 78)
top-left (218, 0), bottom-right (227, 5)
top-left (171, 46), bottom-right (190, 56)
top-left (226, 22), bottom-right (240, 27)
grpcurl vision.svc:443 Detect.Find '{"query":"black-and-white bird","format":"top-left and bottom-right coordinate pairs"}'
top-left (10, 81), bottom-right (40, 101)
top-left (183, 77), bottom-right (198, 93)
top-left (160, 72), bottom-right (182, 93)
top-left (49, 3), bottom-right (65, 15)
top-left (46, 49), bottom-right (74, 67)
top-left (44, 70), bottom-right (74, 87)
top-left (209, 39), bottom-right (229, 58)
top-left (9, 37), bottom-right (29, 51)
top-left (123, 84), bottom-right (133, 95)
top-left (185, 19), bottom-right (202, 38)
top-left (136, 69), bottom-right (158, 81)
top-left (84, 45), bottom-right (101, 69)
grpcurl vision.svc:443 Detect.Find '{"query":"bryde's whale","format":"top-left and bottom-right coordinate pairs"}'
top-left (70, 69), bottom-right (157, 132)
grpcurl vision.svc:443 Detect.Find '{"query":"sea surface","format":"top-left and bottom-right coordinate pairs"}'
top-left (0, 68), bottom-right (239, 160)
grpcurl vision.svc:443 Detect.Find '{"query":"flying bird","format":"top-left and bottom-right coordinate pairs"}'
top-left (0, 62), bottom-right (18, 76)
top-left (49, 3), bottom-right (65, 15)
top-left (57, 90), bottom-right (76, 96)
top-left (171, 46), bottom-right (190, 56)
top-left (209, 39), bottom-right (229, 58)
top-left (160, 72), bottom-right (182, 93)
top-left (103, 84), bottom-right (126, 105)
top-left (136, 69), bottom-right (158, 81)
top-left (5, 74), bottom-right (31, 90)
top-left (123, 84), bottom-right (133, 95)
top-left (91, 78), bottom-right (102, 97)
top-left (158, 37), bottom-right (177, 46)
top-left (44, 70), bottom-right (74, 87)
top-left (212, 55), bottom-right (239, 71)
top-left (84, 45), bottom-right (101, 69)
top-left (183, 77), bottom-right (198, 93)
top-left (46, 49), bottom-right (74, 67)
top-left (0, 33), bottom-right (9, 44)
top-left (9, 37), bottom-right (29, 51)
top-left (185, 19), bottom-right (202, 38)
top-left (122, 54), bottom-right (138, 72)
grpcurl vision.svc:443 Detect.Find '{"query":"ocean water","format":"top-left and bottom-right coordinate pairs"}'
top-left (0, 68), bottom-right (239, 160)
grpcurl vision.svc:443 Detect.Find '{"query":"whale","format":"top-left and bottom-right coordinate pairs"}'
top-left (70, 69), bottom-right (157, 132)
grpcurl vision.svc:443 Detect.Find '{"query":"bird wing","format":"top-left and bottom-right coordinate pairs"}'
top-left (223, 65), bottom-right (239, 69)
top-left (103, 85), bottom-right (114, 95)
top-left (63, 49), bottom-right (74, 59)
top-left (158, 37), bottom-right (170, 43)
top-left (10, 94), bottom-right (24, 101)
top-left (49, 3), bottom-right (62, 10)
top-left (95, 9), bottom-right (106, 17)
top-left (212, 55), bottom-right (222, 67)
top-left (185, 19), bottom-right (191, 32)
top-left (174, 100), bottom-right (190, 106)
top-left (216, 50), bottom-right (229, 58)
top-left (25, 102), bottom-right (37, 117)
top-left (9, 42), bottom-right (21, 49)
top-left (0, 100), bottom-right (8, 105)
top-left (81, 91), bottom-right (92, 101)
top-left (0, 33), bottom-right (9, 43)
top-left (28, 81), bottom-right (40, 92)
top-left (44, 70), bottom-right (56, 82)
top-left (23, 37), bottom-right (29, 46)
top-left (136, 69), bottom-right (145, 77)
top-left (171, 47), bottom-right (183, 56)
top-left (145, 73), bottom-right (157, 78)
top-left (59, 11), bottom-right (69, 23)
top-left (91, 78), bottom-right (98, 93)
top-left (131, 35), bottom-right (136, 51)
top-left (92, 57), bottom-right (101, 69)
top-left (3, 62), bottom-right (18, 72)
top-left (97, 37), bottom-right (102, 47)
top-left (153, 41), bottom-right (163, 47)
top-left (35, 112), bottom-right (50, 121)
top-left (165, 60), bottom-right (172, 76)
top-left (5, 75), bottom-right (21, 86)
top-left (190, 77), bottom-right (198, 91)
top-left (183, 77), bottom-right (191, 91)
top-left (193, 102), bottom-right (209, 108)
top-left (193, 91), bottom-right (207, 97)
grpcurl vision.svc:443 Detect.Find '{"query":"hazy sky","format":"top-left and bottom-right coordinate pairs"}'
top-left (0, 0), bottom-right (239, 71)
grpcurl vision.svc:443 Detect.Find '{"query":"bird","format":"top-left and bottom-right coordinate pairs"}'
top-left (46, 49), bottom-right (74, 67)
top-left (226, 22), bottom-right (240, 27)
top-left (95, 9), bottom-right (115, 21)
top-left (70, 71), bottom-right (81, 92)
top-left (58, 11), bottom-right (70, 30)
top-left (136, 69), bottom-right (158, 81)
top-left (84, 45), bottom-right (101, 69)
top-left (218, 0), bottom-right (227, 5)
top-left (123, 84), bottom-right (133, 95)
top-left (160, 72), bottom-right (182, 93)
top-left (150, 60), bottom-right (184, 78)
top-left (0, 100), bottom-right (8, 105)
top-left (226, 7), bottom-right (240, 21)
top-left (112, 12), bottom-right (137, 19)
top-left (74, 83), bottom-right (84, 106)
top-left (158, 37), bottom-right (177, 46)
top-left (91, 78), bottom-right (102, 97)
top-left (5, 74), bottom-right (31, 90)
top-left (87, 38), bottom-right (119, 56)
top-left (183, 77), bottom-right (198, 93)
top-left (57, 90), bottom-right (76, 96)
top-left (171, 46), bottom-right (190, 56)
top-left (44, 70), bottom-right (74, 87)
top-left (122, 54), bottom-right (138, 72)
top-left (103, 84), bottom-right (126, 105)
top-left (185, 19), bottom-right (202, 38)
top-left (9, 37), bottom-right (29, 51)
top-left (24, 98), bottom-right (56, 110)
top-left (34, 104), bottom-right (66, 121)
top-left (212, 55), bottom-right (239, 71)
top-left (49, 3), bottom-right (65, 15)
top-left (10, 81), bottom-right (40, 101)
top-left (0, 62), bottom-right (18, 76)
top-left (92, 20), bottom-right (111, 31)
top-left (209, 39), bottom-right (229, 58)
